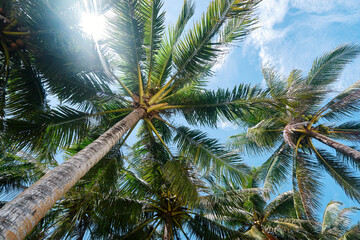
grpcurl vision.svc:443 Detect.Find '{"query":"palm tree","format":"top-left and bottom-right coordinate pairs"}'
top-left (0, 0), bottom-right (112, 159)
top-left (0, 0), bottom-right (268, 237)
top-left (229, 44), bottom-right (360, 220)
top-left (20, 130), bottom-right (249, 239)
top-left (315, 201), bottom-right (360, 240)
top-left (207, 169), bottom-right (311, 239)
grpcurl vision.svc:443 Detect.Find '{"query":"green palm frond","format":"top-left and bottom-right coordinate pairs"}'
top-left (4, 106), bottom-right (94, 157)
top-left (170, 0), bottom-right (259, 90)
top-left (313, 148), bottom-right (360, 203)
top-left (228, 132), bottom-right (275, 156)
top-left (165, 84), bottom-right (268, 127)
top-left (201, 188), bottom-right (263, 217)
top-left (339, 222), bottom-right (360, 240)
top-left (262, 66), bottom-right (287, 98)
top-left (162, 159), bottom-right (204, 206)
top-left (142, 0), bottom-right (165, 90)
top-left (173, 126), bottom-right (249, 184)
top-left (293, 153), bottom-right (322, 221)
top-left (320, 202), bottom-right (360, 240)
top-left (306, 44), bottom-right (360, 107)
top-left (107, 0), bottom-right (145, 94)
top-left (21, 0), bottom-right (112, 104)
top-left (0, 151), bottom-right (46, 196)
top-left (328, 121), bottom-right (360, 142)
top-left (5, 63), bottom-right (46, 118)
top-left (321, 201), bottom-right (343, 233)
top-left (120, 169), bottom-right (155, 198)
top-left (260, 143), bottom-right (292, 195)
top-left (187, 214), bottom-right (252, 240)
top-left (245, 119), bottom-right (284, 151)
top-left (150, 0), bottom-right (195, 88)
top-left (320, 80), bottom-right (360, 121)
top-left (263, 190), bottom-right (294, 220)
top-left (34, 44), bottom-right (113, 104)
top-left (335, 147), bottom-right (360, 171)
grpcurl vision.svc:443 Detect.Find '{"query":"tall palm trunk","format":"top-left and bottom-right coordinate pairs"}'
top-left (163, 217), bottom-right (172, 240)
top-left (0, 108), bottom-right (145, 240)
top-left (307, 130), bottom-right (360, 161)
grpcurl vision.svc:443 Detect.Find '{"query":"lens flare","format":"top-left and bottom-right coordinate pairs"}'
top-left (80, 13), bottom-right (105, 40)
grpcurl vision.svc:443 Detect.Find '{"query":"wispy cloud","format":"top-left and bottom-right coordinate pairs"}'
top-left (245, 0), bottom-right (360, 89)
top-left (218, 119), bottom-right (237, 130)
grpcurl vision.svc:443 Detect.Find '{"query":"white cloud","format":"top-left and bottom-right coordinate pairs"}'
top-left (290, 0), bottom-right (360, 13)
top-left (245, 0), bottom-right (360, 89)
top-left (247, 0), bottom-right (290, 66)
top-left (218, 119), bottom-right (237, 130)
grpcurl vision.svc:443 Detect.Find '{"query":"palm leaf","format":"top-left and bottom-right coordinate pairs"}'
top-left (142, 0), bottom-right (165, 90)
top-left (306, 43), bottom-right (360, 107)
top-left (312, 148), bottom-right (360, 203)
top-left (319, 79), bottom-right (360, 121)
top-left (293, 152), bottom-right (322, 221)
top-left (173, 126), bottom-right (249, 184)
top-left (107, 0), bottom-right (145, 94)
top-left (263, 190), bottom-right (294, 220)
top-left (150, 0), bottom-right (195, 88)
top-left (260, 143), bottom-right (292, 195)
top-left (170, 0), bottom-right (259, 89)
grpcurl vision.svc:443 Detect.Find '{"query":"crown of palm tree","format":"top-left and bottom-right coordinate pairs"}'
top-left (229, 44), bottom-right (360, 221)
top-left (206, 169), bottom-right (312, 239)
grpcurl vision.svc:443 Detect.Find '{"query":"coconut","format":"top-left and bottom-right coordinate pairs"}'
top-left (10, 42), bottom-right (18, 49)
top-left (15, 39), bottom-right (24, 48)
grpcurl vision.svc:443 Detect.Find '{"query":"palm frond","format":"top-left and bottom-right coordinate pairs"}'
top-left (173, 126), bottom-right (249, 184)
top-left (165, 84), bottom-right (269, 127)
top-left (313, 148), bottom-right (360, 203)
top-left (339, 222), bottom-right (360, 240)
top-left (264, 190), bottom-right (294, 220)
top-left (306, 43), bottom-right (360, 106)
top-left (228, 132), bottom-right (275, 156)
top-left (293, 152), bottom-right (322, 221)
top-left (187, 214), bottom-right (252, 240)
top-left (142, 0), bottom-right (165, 90)
top-left (0, 151), bottom-right (46, 196)
top-left (170, 0), bottom-right (259, 89)
top-left (4, 106), bottom-right (94, 158)
top-left (107, 0), bottom-right (145, 94)
top-left (321, 201), bottom-right (343, 233)
top-left (319, 79), bottom-right (360, 121)
top-left (260, 143), bottom-right (292, 195)
top-left (162, 159), bottom-right (202, 206)
top-left (150, 0), bottom-right (195, 88)
top-left (328, 121), bottom-right (360, 142)
top-left (5, 63), bottom-right (46, 118)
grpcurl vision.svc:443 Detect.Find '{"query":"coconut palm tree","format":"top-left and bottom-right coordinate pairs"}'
top-left (207, 169), bottom-right (311, 239)
top-left (19, 128), bottom-right (249, 239)
top-left (0, 0), bottom-right (113, 160)
top-left (315, 201), bottom-right (360, 240)
top-left (229, 44), bottom-right (360, 220)
top-left (0, 0), bottom-right (268, 237)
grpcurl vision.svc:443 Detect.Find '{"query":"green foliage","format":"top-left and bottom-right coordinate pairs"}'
top-left (230, 44), bottom-right (360, 220)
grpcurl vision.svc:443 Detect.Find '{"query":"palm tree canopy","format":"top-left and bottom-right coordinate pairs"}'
top-left (229, 44), bottom-right (360, 220)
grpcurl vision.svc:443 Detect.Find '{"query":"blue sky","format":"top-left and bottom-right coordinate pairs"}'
top-left (161, 0), bottom-right (360, 221)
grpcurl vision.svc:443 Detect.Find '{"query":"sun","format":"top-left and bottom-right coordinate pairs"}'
top-left (79, 13), bottom-right (105, 40)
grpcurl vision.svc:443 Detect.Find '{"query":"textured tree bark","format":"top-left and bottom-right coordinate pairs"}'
top-left (0, 108), bottom-right (145, 240)
top-left (163, 217), bottom-right (172, 240)
top-left (307, 130), bottom-right (360, 161)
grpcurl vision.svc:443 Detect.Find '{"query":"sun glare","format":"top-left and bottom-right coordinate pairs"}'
top-left (80, 13), bottom-right (105, 40)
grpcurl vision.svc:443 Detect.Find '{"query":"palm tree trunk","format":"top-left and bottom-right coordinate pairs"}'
top-left (307, 130), bottom-right (360, 161)
top-left (0, 108), bottom-right (145, 240)
top-left (163, 217), bottom-right (172, 240)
